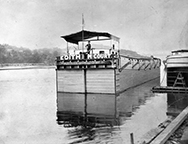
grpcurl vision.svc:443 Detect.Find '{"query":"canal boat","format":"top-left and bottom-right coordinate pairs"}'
top-left (56, 30), bottom-right (161, 94)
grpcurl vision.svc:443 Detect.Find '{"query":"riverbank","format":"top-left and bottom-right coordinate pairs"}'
top-left (0, 65), bottom-right (56, 70)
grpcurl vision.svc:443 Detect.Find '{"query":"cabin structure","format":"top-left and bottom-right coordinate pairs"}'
top-left (166, 49), bottom-right (188, 88)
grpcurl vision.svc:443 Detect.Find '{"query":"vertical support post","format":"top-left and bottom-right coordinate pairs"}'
top-left (114, 69), bottom-right (116, 94)
top-left (83, 69), bottom-right (87, 127)
top-left (130, 133), bottom-right (134, 144)
top-left (114, 70), bottom-right (117, 121)
top-left (56, 69), bottom-right (58, 93)
top-left (84, 69), bottom-right (87, 93)
top-left (67, 42), bottom-right (69, 55)
top-left (84, 92), bottom-right (87, 127)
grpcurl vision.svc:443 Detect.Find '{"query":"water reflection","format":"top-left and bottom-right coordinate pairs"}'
top-left (167, 93), bottom-right (188, 117)
top-left (0, 69), bottom-right (167, 144)
top-left (56, 78), bottom-right (167, 143)
top-left (56, 93), bottom-right (120, 143)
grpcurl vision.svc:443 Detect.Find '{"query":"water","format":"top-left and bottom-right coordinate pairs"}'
top-left (0, 68), bottom-right (186, 144)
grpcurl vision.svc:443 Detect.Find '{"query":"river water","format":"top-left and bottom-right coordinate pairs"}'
top-left (0, 68), bottom-right (186, 144)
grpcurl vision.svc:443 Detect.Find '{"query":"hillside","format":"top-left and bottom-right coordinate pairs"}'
top-left (120, 49), bottom-right (149, 58)
top-left (0, 44), bottom-right (64, 65)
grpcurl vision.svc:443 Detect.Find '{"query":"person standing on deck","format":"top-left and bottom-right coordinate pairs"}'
top-left (86, 41), bottom-right (91, 54)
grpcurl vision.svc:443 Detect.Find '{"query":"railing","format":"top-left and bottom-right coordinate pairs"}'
top-left (56, 53), bottom-right (161, 70)
top-left (56, 57), bottom-right (118, 69)
top-left (119, 54), bottom-right (161, 71)
top-left (56, 52), bottom-right (119, 69)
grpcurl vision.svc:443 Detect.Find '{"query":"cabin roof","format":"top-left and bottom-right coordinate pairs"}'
top-left (61, 30), bottom-right (119, 44)
top-left (172, 49), bottom-right (188, 53)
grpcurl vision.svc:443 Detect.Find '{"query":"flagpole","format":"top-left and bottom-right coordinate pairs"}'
top-left (82, 14), bottom-right (84, 52)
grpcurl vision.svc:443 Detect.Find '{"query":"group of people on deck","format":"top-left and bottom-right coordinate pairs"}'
top-left (85, 41), bottom-right (116, 55)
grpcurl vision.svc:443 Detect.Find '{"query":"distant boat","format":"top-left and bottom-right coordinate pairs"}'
top-left (56, 30), bottom-right (161, 94)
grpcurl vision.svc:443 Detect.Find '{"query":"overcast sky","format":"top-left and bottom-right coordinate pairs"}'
top-left (1, 0), bottom-right (188, 59)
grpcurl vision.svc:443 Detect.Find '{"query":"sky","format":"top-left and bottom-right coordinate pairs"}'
top-left (1, 0), bottom-right (188, 59)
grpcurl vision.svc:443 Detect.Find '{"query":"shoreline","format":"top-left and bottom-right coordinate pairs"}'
top-left (0, 65), bottom-right (56, 70)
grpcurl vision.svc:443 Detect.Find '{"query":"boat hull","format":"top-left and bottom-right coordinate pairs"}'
top-left (56, 69), bottom-right (116, 94)
top-left (118, 68), bottom-right (159, 93)
top-left (56, 67), bottom-right (160, 94)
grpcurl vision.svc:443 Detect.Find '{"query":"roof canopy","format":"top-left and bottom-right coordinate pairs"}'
top-left (172, 49), bottom-right (188, 53)
top-left (61, 30), bottom-right (120, 44)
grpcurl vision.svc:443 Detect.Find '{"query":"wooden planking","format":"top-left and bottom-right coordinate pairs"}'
top-left (87, 93), bottom-right (116, 115)
top-left (150, 106), bottom-right (188, 144)
top-left (57, 92), bottom-right (85, 113)
top-left (115, 69), bottom-right (120, 93)
top-left (57, 70), bottom-right (85, 93)
top-left (86, 69), bottom-right (115, 93)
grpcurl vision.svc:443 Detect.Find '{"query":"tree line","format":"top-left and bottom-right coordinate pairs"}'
top-left (0, 44), bottom-right (65, 65)
top-left (0, 44), bottom-right (145, 65)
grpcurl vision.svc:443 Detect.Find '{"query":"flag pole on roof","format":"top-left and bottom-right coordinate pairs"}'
top-left (82, 14), bottom-right (84, 52)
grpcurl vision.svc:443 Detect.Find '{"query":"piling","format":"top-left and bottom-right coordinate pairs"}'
top-left (130, 133), bottom-right (134, 144)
